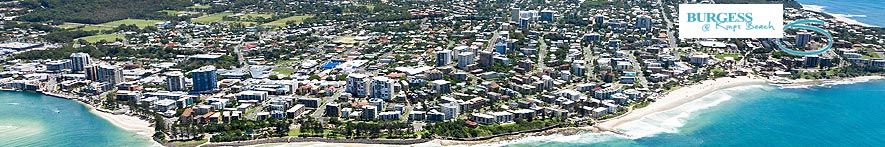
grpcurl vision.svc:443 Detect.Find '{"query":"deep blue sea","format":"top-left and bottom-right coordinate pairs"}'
top-left (507, 80), bottom-right (885, 146)
top-left (0, 91), bottom-right (153, 146)
top-left (797, 0), bottom-right (885, 27)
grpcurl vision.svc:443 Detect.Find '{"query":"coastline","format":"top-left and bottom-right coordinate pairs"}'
top-left (17, 75), bottom-right (884, 147)
top-left (434, 75), bottom-right (884, 146)
top-left (245, 142), bottom-right (407, 147)
top-left (801, 4), bottom-right (876, 27)
top-left (595, 76), bottom-right (767, 133)
top-left (81, 102), bottom-right (161, 146)
top-left (239, 76), bottom-right (772, 147)
top-left (38, 92), bottom-right (162, 147)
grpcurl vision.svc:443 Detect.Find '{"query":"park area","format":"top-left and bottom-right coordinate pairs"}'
top-left (192, 13), bottom-right (274, 25)
top-left (74, 19), bottom-right (163, 32)
top-left (262, 15), bottom-right (314, 27)
top-left (75, 34), bottom-right (125, 43)
top-left (193, 12), bottom-right (312, 28)
top-left (67, 19), bottom-right (163, 42)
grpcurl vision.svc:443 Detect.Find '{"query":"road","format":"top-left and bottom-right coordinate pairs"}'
top-left (658, 0), bottom-right (677, 48)
top-left (536, 35), bottom-right (547, 73)
top-left (582, 44), bottom-right (595, 79)
top-left (234, 35), bottom-right (247, 69)
top-left (628, 52), bottom-right (650, 88)
top-left (485, 29), bottom-right (501, 52)
top-left (309, 90), bottom-right (343, 119)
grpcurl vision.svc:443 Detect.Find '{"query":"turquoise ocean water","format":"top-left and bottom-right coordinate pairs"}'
top-left (5, 80), bottom-right (885, 147)
top-left (0, 91), bottom-right (154, 146)
top-left (507, 80), bottom-right (885, 146)
top-left (797, 0), bottom-right (885, 27)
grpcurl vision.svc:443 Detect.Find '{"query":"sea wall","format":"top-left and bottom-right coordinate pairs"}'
top-left (202, 137), bottom-right (432, 146)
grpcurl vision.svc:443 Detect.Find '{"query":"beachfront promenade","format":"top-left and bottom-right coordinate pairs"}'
top-left (203, 137), bottom-right (432, 147)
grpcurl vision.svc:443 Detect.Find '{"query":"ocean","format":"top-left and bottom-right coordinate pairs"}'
top-left (797, 0), bottom-right (885, 27)
top-left (506, 80), bottom-right (885, 146)
top-left (0, 91), bottom-right (154, 146)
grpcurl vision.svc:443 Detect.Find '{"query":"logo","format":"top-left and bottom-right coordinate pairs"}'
top-left (773, 19), bottom-right (833, 56)
top-left (679, 4), bottom-right (784, 38)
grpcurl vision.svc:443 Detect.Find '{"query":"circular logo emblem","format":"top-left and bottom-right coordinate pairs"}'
top-left (773, 19), bottom-right (834, 56)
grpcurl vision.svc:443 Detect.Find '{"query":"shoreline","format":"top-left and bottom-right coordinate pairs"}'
top-left (433, 75), bottom-right (885, 146)
top-left (801, 4), bottom-right (877, 27)
top-left (81, 102), bottom-right (162, 147)
top-left (38, 92), bottom-right (162, 147)
top-left (595, 76), bottom-right (767, 133)
top-left (12, 76), bottom-right (883, 147)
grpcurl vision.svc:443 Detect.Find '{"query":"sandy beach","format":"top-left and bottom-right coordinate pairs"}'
top-left (216, 75), bottom-right (885, 147)
top-left (245, 76), bottom-right (775, 147)
top-left (78, 101), bottom-right (162, 146)
top-left (596, 76), bottom-right (767, 130)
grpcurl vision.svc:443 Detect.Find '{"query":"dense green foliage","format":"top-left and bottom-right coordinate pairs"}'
top-left (16, 0), bottom-right (191, 24)
top-left (174, 55), bottom-right (239, 72)
top-left (43, 30), bottom-right (95, 43)
top-left (2, 21), bottom-right (58, 32)
top-left (13, 45), bottom-right (200, 60)
top-left (339, 121), bottom-right (416, 139)
top-left (206, 119), bottom-right (290, 142)
top-left (295, 116), bottom-right (418, 139)
top-left (794, 65), bottom-right (885, 79)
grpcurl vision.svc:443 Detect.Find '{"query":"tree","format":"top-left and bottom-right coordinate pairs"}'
top-left (17, 0), bottom-right (191, 24)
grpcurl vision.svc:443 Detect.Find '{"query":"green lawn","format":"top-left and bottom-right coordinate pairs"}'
top-left (239, 13), bottom-right (274, 20)
top-left (226, 21), bottom-right (259, 26)
top-left (715, 53), bottom-right (742, 60)
top-left (287, 128), bottom-right (300, 136)
top-left (192, 13), bottom-right (232, 24)
top-left (333, 36), bottom-right (356, 44)
top-left (101, 19), bottom-right (163, 28)
top-left (75, 19), bottom-right (162, 32)
top-left (274, 60), bottom-right (295, 66)
top-left (57, 23), bottom-right (86, 29)
top-left (355, 4), bottom-right (375, 11)
top-left (77, 34), bottom-right (125, 43)
top-left (862, 53), bottom-right (880, 59)
top-left (186, 5), bottom-right (211, 9)
top-left (159, 10), bottom-right (179, 16)
top-left (272, 59), bottom-right (298, 75)
top-left (262, 15), bottom-right (314, 27)
top-left (78, 25), bottom-right (115, 31)
top-left (193, 13), bottom-right (274, 25)
top-left (861, 48), bottom-right (881, 59)
top-left (366, 4), bottom-right (376, 11)
top-left (272, 67), bottom-right (295, 75)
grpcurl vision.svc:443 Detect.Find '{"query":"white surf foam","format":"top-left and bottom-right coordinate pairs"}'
top-left (801, 4), bottom-right (876, 27)
top-left (491, 132), bottom-right (626, 147)
top-left (778, 84), bottom-right (812, 89)
top-left (802, 4), bottom-right (825, 12)
top-left (0, 125), bottom-right (17, 130)
top-left (779, 77), bottom-right (885, 89)
top-left (821, 78), bottom-right (882, 87)
top-left (825, 12), bottom-right (875, 27)
top-left (613, 85), bottom-right (766, 139)
top-left (496, 85), bottom-right (769, 146)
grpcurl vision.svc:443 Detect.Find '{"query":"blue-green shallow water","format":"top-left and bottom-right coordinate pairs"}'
top-left (797, 0), bottom-right (885, 27)
top-left (508, 80), bottom-right (885, 146)
top-left (0, 91), bottom-right (153, 146)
